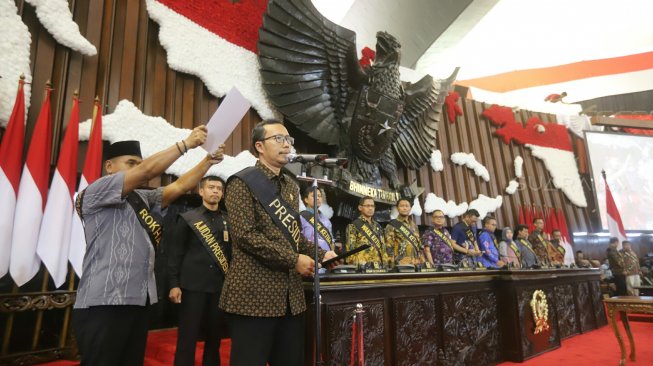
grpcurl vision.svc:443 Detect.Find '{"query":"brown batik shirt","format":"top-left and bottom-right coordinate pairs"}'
top-left (385, 216), bottom-right (423, 265)
top-left (219, 161), bottom-right (325, 317)
top-left (529, 230), bottom-right (552, 266)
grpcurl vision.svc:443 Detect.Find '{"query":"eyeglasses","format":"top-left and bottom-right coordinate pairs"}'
top-left (261, 134), bottom-right (294, 145)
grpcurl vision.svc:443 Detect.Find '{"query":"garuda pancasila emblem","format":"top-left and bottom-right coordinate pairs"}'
top-left (258, 0), bottom-right (458, 190)
top-left (530, 289), bottom-right (550, 335)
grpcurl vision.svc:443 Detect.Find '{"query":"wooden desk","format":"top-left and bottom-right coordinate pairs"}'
top-left (305, 268), bottom-right (605, 365)
top-left (603, 296), bottom-right (653, 366)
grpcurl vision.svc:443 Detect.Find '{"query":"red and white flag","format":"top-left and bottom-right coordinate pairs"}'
top-left (68, 99), bottom-right (103, 276)
top-left (36, 95), bottom-right (80, 287)
top-left (0, 78), bottom-right (26, 278)
top-left (10, 86), bottom-right (53, 286)
top-left (603, 172), bottom-right (627, 249)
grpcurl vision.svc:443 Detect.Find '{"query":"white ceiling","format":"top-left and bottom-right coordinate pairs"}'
top-left (312, 0), bottom-right (653, 114)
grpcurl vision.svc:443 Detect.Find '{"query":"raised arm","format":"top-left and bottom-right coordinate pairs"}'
top-left (121, 126), bottom-right (208, 197)
top-left (162, 144), bottom-right (225, 207)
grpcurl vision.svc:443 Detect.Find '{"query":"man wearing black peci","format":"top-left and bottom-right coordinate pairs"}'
top-left (168, 176), bottom-right (231, 366)
top-left (73, 127), bottom-right (225, 366)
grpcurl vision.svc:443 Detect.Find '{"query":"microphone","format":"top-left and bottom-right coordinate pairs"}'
top-left (322, 157), bottom-right (348, 167)
top-left (286, 153), bottom-right (328, 163)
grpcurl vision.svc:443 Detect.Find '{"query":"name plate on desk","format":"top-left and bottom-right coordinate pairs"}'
top-left (329, 265), bottom-right (357, 274)
top-left (364, 268), bottom-right (389, 274)
top-left (395, 264), bottom-right (416, 273)
top-left (419, 267), bottom-right (439, 273)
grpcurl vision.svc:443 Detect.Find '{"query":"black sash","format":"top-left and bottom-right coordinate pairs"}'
top-left (518, 239), bottom-right (536, 256)
top-left (509, 241), bottom-right (521, 259)
top-left (75, 189), bottom-right (85, 222)
top-left (388, 219), bottom-right (422, 254)
top-left (534, 233), bottom-right (549, 251)
top-left (465, 227), bottom-right (484, 268)
top-left (433, 228), bottom-right (453, 250)
top-left (300, 211), bottom-right (334, 249)
top-left (465, 227), bottom-right (477, 248)
top-left (232, 167), bottom-right (301, 252)
top-left (125, 192), bottom-right (163, 248)
top-left (533, 233), bottom-right (552, 264)
top-left (352, 218), bottom-right (385, 264)
top-left (180, 208), bottom-right (230, 275)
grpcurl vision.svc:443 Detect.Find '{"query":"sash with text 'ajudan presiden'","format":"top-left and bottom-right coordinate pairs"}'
top-left (180, 207), bottom-right (230, 274)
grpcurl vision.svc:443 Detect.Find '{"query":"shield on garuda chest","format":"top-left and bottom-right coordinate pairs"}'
top-left (350, 85), bottom-right (404, 163)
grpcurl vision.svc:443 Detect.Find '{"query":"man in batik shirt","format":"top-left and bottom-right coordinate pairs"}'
top-left (622, 241), bottom-right (641, 295)
top-left (422, 210), bottom-right (471, 266)
top-left (385, 198), bottom-right (425, 266)
top-left (346, 196), bottom-right (389, 270)
top-left (528, 218), bottom-right (555, 266)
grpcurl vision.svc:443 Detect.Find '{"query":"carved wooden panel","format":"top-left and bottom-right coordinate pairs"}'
top-left (518, 288), bottom-right (559, 358)
top-left (554, 284), bottom-right (578, 339)
top-left (589, 280), bottom-right (607, 327)
top-left (442, 291), bottom-right (500, 366)
top-left (574, 282), bottom-right (595, 332)
top-left (0, 292), bottom-right (76, 312)
top-left (393, 297), bottom-right (438, 366)
top-left (325, 301), bottom-right (385, 366)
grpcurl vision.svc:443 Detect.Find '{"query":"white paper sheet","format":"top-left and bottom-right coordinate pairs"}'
top-left (202, 87), bottom-right (251, 152)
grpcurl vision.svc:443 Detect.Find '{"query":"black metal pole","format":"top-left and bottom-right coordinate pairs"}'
top-left (312, 178), bottom-right (323, 366)
top-left (294, 165), bottom-right (334, 365)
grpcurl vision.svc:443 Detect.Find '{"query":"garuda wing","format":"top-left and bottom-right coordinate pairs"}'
top-left (392, 68), bottom-right (459, 169)
top-left (258, 0), bottom-right (367, 145)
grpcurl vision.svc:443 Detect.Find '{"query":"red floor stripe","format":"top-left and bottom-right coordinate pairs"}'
top-left (38, 320), bottom-right (653, 365)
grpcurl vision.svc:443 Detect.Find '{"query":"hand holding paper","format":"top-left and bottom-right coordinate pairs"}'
top-left (203, 87), bottom-right (252, 153)
top-left (207, 144), bottom-right (226, 164)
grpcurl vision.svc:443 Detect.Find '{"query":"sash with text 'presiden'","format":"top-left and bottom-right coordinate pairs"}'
top-left (232, 167), bottom-right (301, 252)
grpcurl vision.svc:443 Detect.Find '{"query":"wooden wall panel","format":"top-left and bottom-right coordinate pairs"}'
top-left (394, 100), bottom-right (593, 236)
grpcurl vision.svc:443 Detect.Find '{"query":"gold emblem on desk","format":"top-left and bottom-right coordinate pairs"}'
top-left (530, 290), bottom-right (550, 334)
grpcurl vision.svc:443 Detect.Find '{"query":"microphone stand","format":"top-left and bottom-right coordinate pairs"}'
top-left (294, 163), bottom-right (334, 366)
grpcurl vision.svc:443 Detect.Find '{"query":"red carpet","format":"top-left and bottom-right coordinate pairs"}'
top-left (499, 320), bottom-right (653, 365)
top-left (39, 319), bottom-right (653, 365)
top-left (143, 329), bottom-right (231, 366)
top-left (38, 330), bottom-right (232, 366)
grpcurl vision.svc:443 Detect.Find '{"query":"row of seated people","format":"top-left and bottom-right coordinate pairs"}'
top-left (304, 193), bottom-right (579, 272)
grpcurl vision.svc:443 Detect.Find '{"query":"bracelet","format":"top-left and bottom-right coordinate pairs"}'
top-left (182, 140), bottom-right (189, 153)
top-left (175, 142), bottom-right (184, 155)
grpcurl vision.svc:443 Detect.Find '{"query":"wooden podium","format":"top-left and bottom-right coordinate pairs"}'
top-left (305, 268), bottom-right (605, 366)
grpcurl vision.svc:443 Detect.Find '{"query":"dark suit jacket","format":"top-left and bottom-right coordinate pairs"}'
top-left (168, 206), bottom-right (230, 293)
